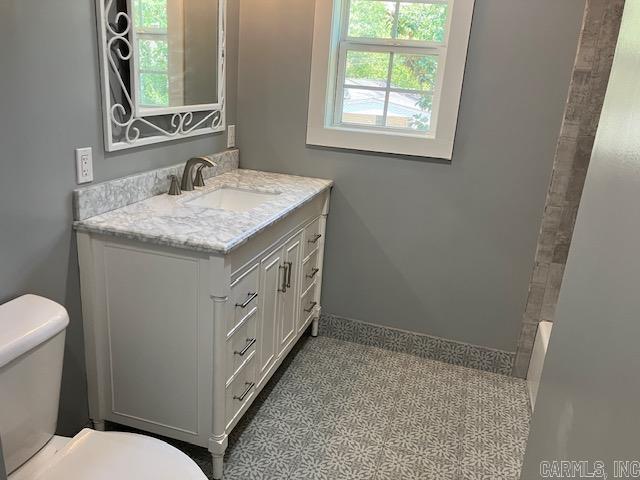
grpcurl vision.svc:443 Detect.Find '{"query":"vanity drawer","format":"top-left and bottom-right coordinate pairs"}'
top-left (225, 356), bottom-right (256, 428)
top-left (302, 249), bottom-right (320, 293)
top-left (226, 309), bottom-right (258, 381)
top-left (228, 264), bottom-right (259, 334)
top-left (303, 217), bottom-right (322, 257)
top-left (299, 282), bottom-right (318, 331)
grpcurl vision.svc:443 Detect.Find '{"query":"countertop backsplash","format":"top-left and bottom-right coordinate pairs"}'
top-left (73, 148), bottom-right (240, 222)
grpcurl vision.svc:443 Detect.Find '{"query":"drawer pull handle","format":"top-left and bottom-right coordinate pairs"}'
top-left (234, 338), bottom-right (256, 356)
top-left (306, 268), bottom-right (320, 279)
top-left (304, 301), bottom-right (318, 313)
top-left (234, 382), bottom-right (255, 402)
top-left (235, 292), bottom-right (258, 309)
top-left (279, 264), bottom-right (288, 293)
top-left (286, 261), bottom-right (293, 288)
top-left (308, 234), bottom-right (322, 244)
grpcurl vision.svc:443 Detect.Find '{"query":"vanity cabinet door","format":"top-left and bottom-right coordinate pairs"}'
top-left (257, 247), bottom-right (283, 385)
top-left (278, 234), bottom-right (302, 356)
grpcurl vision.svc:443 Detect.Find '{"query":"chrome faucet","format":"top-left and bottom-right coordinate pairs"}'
top-left (181, 156), bottom-right (217, 191)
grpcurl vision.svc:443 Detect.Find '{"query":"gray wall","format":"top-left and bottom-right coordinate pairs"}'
top-left (0, 0), bottom-right (239, 435)
top-left (521, 2), bottom-right (640, 476)
top-left (0, 436), bottom-right (6, 480)
top-left (237, 0), bottom-right (586, 351)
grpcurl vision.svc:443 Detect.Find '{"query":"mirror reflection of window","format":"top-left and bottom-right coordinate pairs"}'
top-left (133, 0), bottom-right (184, 108)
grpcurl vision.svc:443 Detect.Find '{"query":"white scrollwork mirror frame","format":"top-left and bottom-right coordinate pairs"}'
top-left (96, 0), bottom-right (226, 151)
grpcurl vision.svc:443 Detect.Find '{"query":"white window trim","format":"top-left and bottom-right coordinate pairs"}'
top-left (307, 0), bottom-right (475, 160)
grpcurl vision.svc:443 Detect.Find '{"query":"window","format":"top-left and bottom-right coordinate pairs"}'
top-left (133, 0), bottom-right (184, 109)
top-left (307, 0), bottom-right (475, 159)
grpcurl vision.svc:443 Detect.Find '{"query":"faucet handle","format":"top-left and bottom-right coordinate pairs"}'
top-left (168, 175), bottom-right (182, 196)
top-left (194, 165), bottom-right (206, 188)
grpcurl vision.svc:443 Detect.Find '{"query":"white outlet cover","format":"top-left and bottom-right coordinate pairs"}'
top-left (227, 125), bottom-right (236, 148)
top-left (76, 147), bottom-right (94, 184)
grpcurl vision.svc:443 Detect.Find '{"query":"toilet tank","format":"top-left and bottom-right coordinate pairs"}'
top-left (0, 295), bottom-right (69, 475)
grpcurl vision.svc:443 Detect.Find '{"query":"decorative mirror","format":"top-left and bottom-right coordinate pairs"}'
top-left (97, 0), bottom-right (226, 151)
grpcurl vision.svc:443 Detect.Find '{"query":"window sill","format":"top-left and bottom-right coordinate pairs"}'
top-left (306, 124), bottom-right (454, 159)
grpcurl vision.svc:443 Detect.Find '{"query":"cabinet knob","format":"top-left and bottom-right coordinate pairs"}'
top-left (306, 267), bottom-right (320, 279)
top-left (235, 292), bottom-right (258, 308)
top-left (307, 234), bottom-right (322, 244)
top-left (234, 338), bottom-right (256, 356)
top-left (279, 264), bottom-right (288, 293)
top-left (233, 382), bottom-right (255, 402)
top-left (286, 261), bottom-right (293, 288)
top-left (304, 301), bottom-right (318, 313)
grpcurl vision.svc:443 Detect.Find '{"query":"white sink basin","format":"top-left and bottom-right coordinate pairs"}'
top-left (185, 187), bottom-right (280, 212)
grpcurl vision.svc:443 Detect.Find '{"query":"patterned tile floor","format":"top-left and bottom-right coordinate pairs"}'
top-left (139, 335), bottom-right (531, 479)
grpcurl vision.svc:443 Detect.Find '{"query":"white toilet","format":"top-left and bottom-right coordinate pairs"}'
top-left (0, 295), bottom-right (208, 480)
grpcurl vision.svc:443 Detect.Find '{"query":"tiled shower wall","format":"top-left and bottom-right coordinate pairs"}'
top-left (512, 0), bottom-right (625, 378)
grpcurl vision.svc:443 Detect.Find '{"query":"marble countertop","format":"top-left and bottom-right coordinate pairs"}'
top-left (74, 169), bottom-right (333, 254)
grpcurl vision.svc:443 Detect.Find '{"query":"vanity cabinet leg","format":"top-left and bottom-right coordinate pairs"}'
top-left (209, 284), bottom-right (230, 480)
top-left (208, 434), bottom-right (227, 479)
top-left (212, 453), bottom-right (224, 480)
top-left (92, 419), bottom-right (106, 431)
top-left (311, 316), bottom-right (319, 337)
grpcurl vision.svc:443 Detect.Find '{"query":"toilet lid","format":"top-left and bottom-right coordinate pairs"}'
top-left (33, 429), bottom-right (207, 480)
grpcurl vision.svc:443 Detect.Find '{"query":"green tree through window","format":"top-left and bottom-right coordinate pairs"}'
top-left (342, 0), bottom-right (448, 131)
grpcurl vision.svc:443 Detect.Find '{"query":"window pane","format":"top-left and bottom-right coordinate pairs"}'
top-left (345, 51), bottom-right (390, 88)
top-left (391, 54), bottom-right (438, 91)
top-left (386, 92), bottom-right (432, 131)
top-left (341, 88), bottom-right (386, 126)
top-left (397, 2), bottom-right (448, 43)
top-left (138, 39), bottom-right (168, 71)
top-left (133, 0), bottom-right (168, 29)
top-left (348, 0), bottom-right (395, 39)
top-left (140, 73), bottom-right (169, 107)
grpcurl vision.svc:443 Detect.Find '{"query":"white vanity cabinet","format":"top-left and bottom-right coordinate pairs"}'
top-left (77, 189), bottom-right (330, 479)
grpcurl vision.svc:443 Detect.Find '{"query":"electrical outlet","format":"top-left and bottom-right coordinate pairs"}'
top-left (227, 124), bottom-right (236, 148)
top-left (75, 147), bottom-right (94, 184)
